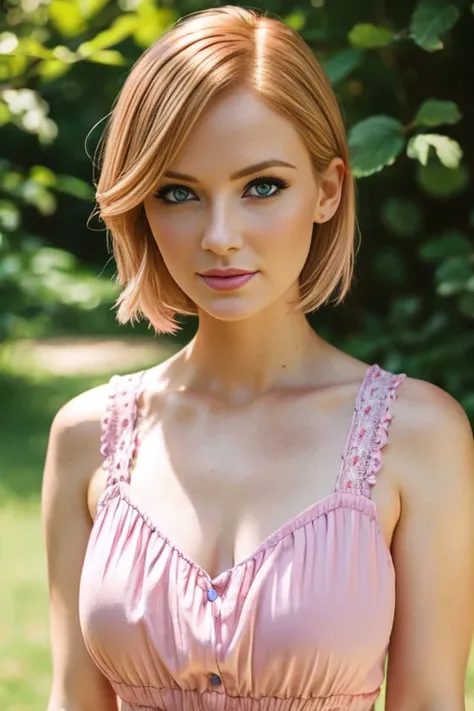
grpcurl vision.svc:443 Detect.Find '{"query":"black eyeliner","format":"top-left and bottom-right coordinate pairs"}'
top-left (153, 175), bottom-right (290, 204)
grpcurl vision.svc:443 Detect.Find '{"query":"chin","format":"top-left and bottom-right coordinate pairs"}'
top-left (196, 298), bottom-right (272, 323)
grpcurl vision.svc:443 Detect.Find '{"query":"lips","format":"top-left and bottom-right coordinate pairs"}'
top-left (198, 269), bottom-right (258, 292)
top-left (200, 269), bottom-right (255, 277)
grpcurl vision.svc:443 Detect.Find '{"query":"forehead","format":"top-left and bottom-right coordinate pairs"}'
top-left (168, 88), bottom-right (311, 176)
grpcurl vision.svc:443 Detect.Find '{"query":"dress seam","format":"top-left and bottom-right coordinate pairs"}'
top-left (111, 678), bottom-right (380, 700)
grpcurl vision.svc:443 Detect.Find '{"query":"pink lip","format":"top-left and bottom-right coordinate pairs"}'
top-left (199, 271), bottom-right (257, 291)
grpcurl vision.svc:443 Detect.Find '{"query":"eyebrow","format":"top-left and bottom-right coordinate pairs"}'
top-left (163, 160), bottom-right (297, 183)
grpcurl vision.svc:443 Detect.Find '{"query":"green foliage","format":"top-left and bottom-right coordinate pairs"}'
top-left (415, 99), bottom-right (462, 127)
top-left (409, 1), bottom-right (460, 52)
top-left (407, 134), bottom-right (463, 168)
top-left (321, 49), bottom-right (363, 85)
top-left (348, 116), bottom-right (405, 177)
top-left (348, 24), bottom-right (394, 49)
top-left (0, 0), bottom-right (473, 420)
top-left (416, 160), bottom-right (470, 198)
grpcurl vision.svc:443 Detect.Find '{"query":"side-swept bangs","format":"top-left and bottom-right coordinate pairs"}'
top-left (96, 6), bottom-right (356, 333)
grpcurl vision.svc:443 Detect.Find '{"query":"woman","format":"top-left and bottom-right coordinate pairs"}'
top-left (42, 6), bottom-right (474, 711)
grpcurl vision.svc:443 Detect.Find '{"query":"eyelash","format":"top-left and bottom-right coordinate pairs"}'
top-left (153, 176), bottom-right (290, 206)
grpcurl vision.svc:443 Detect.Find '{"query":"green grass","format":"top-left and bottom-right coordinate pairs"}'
top-left (0, 343), bottom-right (473, 710)
top-left (0, 345), bottom-right (165, 711)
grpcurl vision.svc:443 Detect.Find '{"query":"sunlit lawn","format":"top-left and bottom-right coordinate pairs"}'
top-left (1, 343), bottom-right (474, 710)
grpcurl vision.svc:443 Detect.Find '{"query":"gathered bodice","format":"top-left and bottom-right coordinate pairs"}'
top-left (79, 364), bottom-right (405, 711)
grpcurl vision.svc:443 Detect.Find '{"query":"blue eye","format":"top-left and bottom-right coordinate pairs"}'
top-left (244, 176), bottom-right (290, 200)
top-left (153, 175), bottom-right (289, 206)
top-left (153, 185), bottom-right (196, 204)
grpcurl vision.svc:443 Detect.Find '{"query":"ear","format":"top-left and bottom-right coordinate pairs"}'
top-left (312, 158), bottom-right (346, 224)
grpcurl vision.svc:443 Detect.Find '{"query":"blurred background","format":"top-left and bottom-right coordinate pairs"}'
top-left (0, 0), bottom-right (473, 708)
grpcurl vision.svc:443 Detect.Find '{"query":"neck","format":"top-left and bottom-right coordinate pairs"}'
top-left (180, 303), bottom-right (329, 406)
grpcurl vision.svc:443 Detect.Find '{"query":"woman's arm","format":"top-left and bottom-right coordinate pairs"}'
top-left (385, 378), bottom-right (474, 711)
top-left (42, 388), bottom-right (119, 711)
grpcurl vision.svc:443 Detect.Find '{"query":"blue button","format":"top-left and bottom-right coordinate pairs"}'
top-left (209, 673), bottom-right (222, 686)
top-left (207, 588), bottom-right (218, 602)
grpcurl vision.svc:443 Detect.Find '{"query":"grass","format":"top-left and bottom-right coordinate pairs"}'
top-left (0, 341), bottom-right (473, 710)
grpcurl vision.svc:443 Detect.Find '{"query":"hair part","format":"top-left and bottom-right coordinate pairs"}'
top-left (96, 5), bottom-right (356, 334)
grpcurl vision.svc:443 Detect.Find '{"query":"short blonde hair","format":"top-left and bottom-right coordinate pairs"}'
top-left (96, 5), bottom-right (356, 334)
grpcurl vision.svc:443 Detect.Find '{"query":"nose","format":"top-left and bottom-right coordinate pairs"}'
top-left (200, 201), bottom-right (243, 255)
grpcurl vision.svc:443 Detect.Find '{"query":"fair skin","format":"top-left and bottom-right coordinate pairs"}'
top-left (43, 88), bottom-right (474, 711)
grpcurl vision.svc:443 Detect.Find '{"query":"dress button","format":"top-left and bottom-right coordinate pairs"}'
top-left (209, 673), bottom-right (222, 686)
top-left (207, 587), bottom-right (218, 602)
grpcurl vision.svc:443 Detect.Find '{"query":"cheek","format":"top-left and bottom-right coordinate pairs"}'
top-left (145, 206), bottom-right (196, 266)
top-left (256, 197), bottom-right (314, 257)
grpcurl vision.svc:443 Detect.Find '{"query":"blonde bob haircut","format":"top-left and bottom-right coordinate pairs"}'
top-left (96, 5), bottom-right (356, 334)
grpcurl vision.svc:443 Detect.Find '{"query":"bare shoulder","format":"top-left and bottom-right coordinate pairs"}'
top-left (48, 380), bottom-right (111, 486)
top-left (389, 375), bottom-right (474, 506)
top-left (42, 378), bottom-right (124, 711)
top-left (384, 375), bottom-right (474, 706)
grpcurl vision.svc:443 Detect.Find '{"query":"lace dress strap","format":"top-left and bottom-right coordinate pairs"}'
top-left (100, 370), bottom-right (145, 488)
top-left (336, 364), bottom-right (406, 497)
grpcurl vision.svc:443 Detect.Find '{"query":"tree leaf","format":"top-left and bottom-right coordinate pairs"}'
top-left (0, 102), bottom-right (10, 127)
top-left (348, 115), bottom-right (405, 178)
top-left (458, 292), bottom-right (474, 317)
top-left (48, 0), bottom-right (87, 37)
top-left (381, 197), bottom-right (423, 238)
top-left (407, 134), bottom-right (463, 168)
top-left (55, 175), bottom-right (94, 200)
top-left (37, 59), bottom-right (72, 82)
top-left (348, 23), bottom-right (394, 49)
top-left (409, 1), bottom-right (460, 52)
top-left (284, 9), bottom-right (306, 31)
top-left (30, 165), bottom-right (56, 187)
top-left (321, 49), bottom-right (363, 85)
top-left (0, 32), bottom-right (19, 55)
top-left (415, 99), bottom-right (462, 127)
top-left (373, 247), bottom-right (408, 285)
top-left (79, 0), bottom-right (109, 20)
top-left (78, 14), bottom-right (140, 56)
top-left (134, 6), bottom-right (177, 48)
top-left (435, 256), bottom-right (473, 295)
top-left (84, 49), bottom-right (125, 66)
top-left (417, 161), bottom-right (469, 198)
top-left (419, 231), bottom-right (473, 262)
top-left (0, 200), bottom-right (20, 231)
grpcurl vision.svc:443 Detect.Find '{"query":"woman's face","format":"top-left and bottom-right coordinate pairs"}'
top-left (143, 88), bottom-right (342, 323)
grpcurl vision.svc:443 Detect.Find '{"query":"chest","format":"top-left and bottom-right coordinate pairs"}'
top-left (89, 389), bottom-right (399, 580)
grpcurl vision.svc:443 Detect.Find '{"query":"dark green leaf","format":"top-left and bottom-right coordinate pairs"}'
top-left (458, 292), bottom-right (474, 318)
top-left (417, 161), bottom-right (469, 198)
top-left (435, 256), bottom-right (473, 295)
top-left (415, 99), bottom-right (462, 127)
top-left (409, 1), bottom-right (460, 52)
top-left (373, 247), bottom-right (408, 285)
top-left (321, 49), bottom-right (363, 85)
top-left (55, 175), bottom-right (94, 200)
top-left (419, 231), bottom-right (473, 262)
top-left (348, 115), bottom-right (405, 178)
top-left (381, 197), bottom-right (423, 238)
